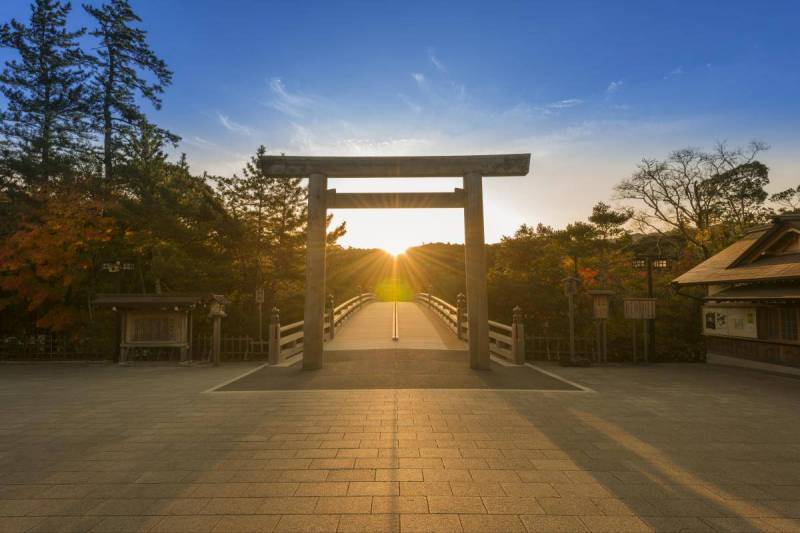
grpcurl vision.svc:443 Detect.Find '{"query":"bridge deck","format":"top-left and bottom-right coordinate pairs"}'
top-left (325, 301), bottom-right (466, 351)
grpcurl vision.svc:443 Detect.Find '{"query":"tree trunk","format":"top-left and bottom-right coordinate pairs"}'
top-left (103, 63), bottom-right (114, 180)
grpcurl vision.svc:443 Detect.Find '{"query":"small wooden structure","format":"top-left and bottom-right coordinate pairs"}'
top-left (93, 293), bottom-right (228, 364)
top-left (623, 297), bottom-right (657, 363)
top-left (587, 289), bottom-right (614, 362)
top-left (673, 215), bottom-right (800, 375)
top-left (260, 154), bottom-right (531, 370)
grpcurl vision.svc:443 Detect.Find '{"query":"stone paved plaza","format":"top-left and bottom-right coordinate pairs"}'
top-left (2, 361), bottom-right (800, 532)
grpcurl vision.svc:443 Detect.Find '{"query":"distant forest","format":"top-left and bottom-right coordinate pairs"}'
top-left (2, 1), bottom-right (799, 360)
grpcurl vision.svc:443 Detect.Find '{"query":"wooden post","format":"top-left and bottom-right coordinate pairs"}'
top-left (456, 293), bottom-right (466, 340)
top-left (643, 319), bottom-right (649, 363)
top-left (303, 173), bottom-right (327, 370)
top-left (327, 294), bottom-right (335, 340)
top-left (268, 306), bottom-right (281, 365)
top-left (463, 172), bottom-right (490, 370)
top-left (212, 315), bottom-right (221, 366)
top-left (512, 305), bottom-right (525, 364)
top-left (188, 309), bottom-right (194, 363)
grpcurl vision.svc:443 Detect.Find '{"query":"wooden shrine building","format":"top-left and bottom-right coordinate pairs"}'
top-left (94, 293), bottom-right (228, 364)
top-left (673, 215), bottom-right (800, 375)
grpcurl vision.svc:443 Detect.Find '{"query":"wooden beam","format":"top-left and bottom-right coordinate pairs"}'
top-left (260, 154), bottom-right (531, 178)
top-left (327, 189), bottom-right (465, 209)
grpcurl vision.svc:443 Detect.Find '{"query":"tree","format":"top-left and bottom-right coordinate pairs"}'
top-left (710, 161), bottom-right (770, 236)
top-left (0, 186), bottom-right (116, 332)
top-left (215, 146), bottom-right (346, 312)
top-left (83, 0), bottom-right (175, 180)
top-left (588, 202), bottom-right (631, 280)
top-left (615, 141), bottom-right (769, 258)
top-left (771, 185), bottom-right (800, 213)
top-left (589, 202), bottom-right (631, 242)
top-left (557, 221), bottom-right (598, 275)
top-left (0, 0), bottom-right (91, 186)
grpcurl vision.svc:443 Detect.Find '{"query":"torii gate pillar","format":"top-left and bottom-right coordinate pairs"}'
top-left (463, 172), bottom-right (490, 370)
top-left (302, 172), bottom-right (327, 369)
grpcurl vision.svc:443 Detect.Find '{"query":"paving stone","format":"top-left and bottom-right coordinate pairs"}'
top-left (314, 496), bottom-right (371, 514)
top-left (480, 496), bottom-right (544, 515)
top-left (337, 513), bottom-right (399, 532)
top-left (347, 482), bottom-right (398, 496)
top-left (458, 513), bottom-right (526, 532)
top-left (88, 515), bottom-right (163, 532)
top-left (400, 513), bottom-right (462, 532)
top-left (371, 496), bottom-right (428, 514)
top-left (295, 482), bottom-right (349, 497)
top-left (211, 515), bottom-right (281, 532)
top-left (274, 514), bottom-right (340, 532)
top-left (427, 496), bottom-right (485, 514)
top-left (580, 515), bottom-right (654, 532)
top-left (150, 515), bottom-right (222, 532)
top-left (449, 482), bottom-right (506, 496)
top-left (520, 514), bottom-right (589, 532)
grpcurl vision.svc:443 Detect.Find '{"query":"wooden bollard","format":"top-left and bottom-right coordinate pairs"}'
top-left (268, 307), bottom-right (281, 365)
top-left (456, 293), bottom-right (466, 339)
top-left (511, 305), bottom-right (526, 364)
top-left (327, 294), bottom-right (335, 340)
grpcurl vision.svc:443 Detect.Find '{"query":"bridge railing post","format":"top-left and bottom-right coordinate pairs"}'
top-left (456, 293), bottom-right (466, 339)
top-left (268, 307), bottom-right (281, 365)
top-left (327, 294), bottom-right (335, 339)
top-left (512, 305), bottom-right (525, 364)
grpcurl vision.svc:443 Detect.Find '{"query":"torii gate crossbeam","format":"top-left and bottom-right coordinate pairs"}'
top-left (259, 154), bottom-right (531, 370)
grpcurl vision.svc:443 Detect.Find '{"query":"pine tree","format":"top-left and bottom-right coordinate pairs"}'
top-left (0, 0), bottom-right (91, 186)
top-left (83, 0), bottom-right (175, 180)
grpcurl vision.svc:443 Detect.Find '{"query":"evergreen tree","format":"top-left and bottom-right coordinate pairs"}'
top-left (0, 0), bottom-right (91, 186)
top-left (83, 0), bottom-right (175, 180)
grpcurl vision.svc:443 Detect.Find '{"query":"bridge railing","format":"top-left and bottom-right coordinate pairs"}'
top-left (414, 293), bottom-right (526, 364)
top-left (268, 292), bottom-right (376, 364)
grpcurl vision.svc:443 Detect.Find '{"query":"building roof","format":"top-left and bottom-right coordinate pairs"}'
top-left (93, 293), bottom-right (228, 309)
top-left (706, 285), bottom-right (800, 302)
top-left (673, 215), bottom-right (800, 286)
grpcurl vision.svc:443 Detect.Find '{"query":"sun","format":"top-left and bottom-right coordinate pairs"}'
top-left (382, 243), bottom-right (408, 257)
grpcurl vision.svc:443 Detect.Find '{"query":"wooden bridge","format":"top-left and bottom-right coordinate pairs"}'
top-left (260, 292), bottom-right (526, 368)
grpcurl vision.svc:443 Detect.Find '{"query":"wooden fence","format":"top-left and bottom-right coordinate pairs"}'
top-left (414, 293), bottom-right (526, 364)
top-left (0, 335), bottom-right (109, 361)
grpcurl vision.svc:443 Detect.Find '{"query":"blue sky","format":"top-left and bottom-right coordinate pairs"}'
top-left (2, 0), bottom-right (799, 250)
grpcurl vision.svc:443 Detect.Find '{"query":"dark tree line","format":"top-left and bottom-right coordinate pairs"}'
top-left (0, 1), bottom-right (343, 338)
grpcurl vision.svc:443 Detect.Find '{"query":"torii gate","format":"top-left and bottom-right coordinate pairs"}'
top-left (259, 154), bottom-right (531, 370)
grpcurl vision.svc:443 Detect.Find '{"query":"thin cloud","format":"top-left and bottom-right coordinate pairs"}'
top-left (411, 72), bottom-right (426, 88)
top-left (428, 48), bottom-right (447, 72)
top-left (217, 112), bottom-right (252, 135)
top-left (545, 98), bottom-right (583, 109)
top-left (606, 80), bottom-right (624, 94)
top-left (664, 66), bottom-right (683, 79)
top-left (398, 93), bottom-right (422, 114)
top-left (268, 78), bottom-right (316, 118)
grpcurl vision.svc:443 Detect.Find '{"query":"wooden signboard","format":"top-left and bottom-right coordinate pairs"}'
top-left (623, 298), bottom-right (656, 320)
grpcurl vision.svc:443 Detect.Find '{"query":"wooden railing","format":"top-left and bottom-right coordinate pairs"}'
top-left (268, 292), bottom-right (376, 364)
top-left (415, 293), bottom-right (526, 364)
